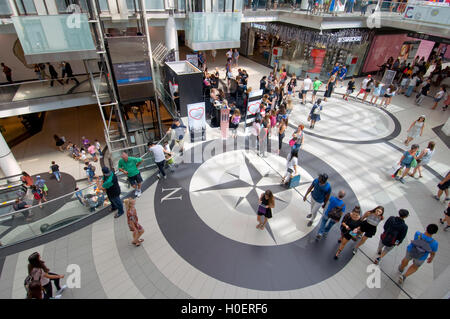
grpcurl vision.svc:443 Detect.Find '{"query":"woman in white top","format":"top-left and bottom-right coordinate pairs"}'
top-left (404, 115), bottom-right (425, 146)
top-left (409, 141), bottom-right (435, 178)
top-left (281, 149), bottom-right (299, 185)
top-left (432, 86), bottom-right (446, 110)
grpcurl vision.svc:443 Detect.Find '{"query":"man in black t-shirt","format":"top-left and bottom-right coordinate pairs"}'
top-left (415, 78), bottom-right (431, 105)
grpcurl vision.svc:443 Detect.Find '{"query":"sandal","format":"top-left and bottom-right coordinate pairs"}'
top-left (132, 242), bottom-right (141, 246)
top-left (138, 239), bottom-right (144, 243)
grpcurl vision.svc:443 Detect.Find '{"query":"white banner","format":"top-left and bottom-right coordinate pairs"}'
top-left (187, 102), bottom-right (206, 131)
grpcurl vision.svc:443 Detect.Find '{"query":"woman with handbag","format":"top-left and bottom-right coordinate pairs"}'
top-left (334, 206), bottom-right (362, 259)
top-left (353, 206), bottom-right (384, 255)
top-left (257, 190), bottom-right (275, 230)
top-left (291, 124), bottom-right (304, 150)
top-left (281, 149), bottom-right (298, 185)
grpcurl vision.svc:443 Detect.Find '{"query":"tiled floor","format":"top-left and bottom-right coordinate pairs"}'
top-left (0, 55), bottom-right (449, 299)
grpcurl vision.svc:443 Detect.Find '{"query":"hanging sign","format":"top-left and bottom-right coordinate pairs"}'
top-left (220, 108), bottom-right (230, 139)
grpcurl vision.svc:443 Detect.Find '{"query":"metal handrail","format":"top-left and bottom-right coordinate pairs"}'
top-left (0, 180), bottom-right (98, 219)
top-left (0, 72), bottom-right (102, 88)
top-left (0, 173), bottom-right (23, 183)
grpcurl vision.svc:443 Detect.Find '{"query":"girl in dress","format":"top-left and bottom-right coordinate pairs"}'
top-left (404, 116), bottom-right (425, 146)
top-left (370, 81), bottom-right (383, 105)
top-left (257, 190), bottom-right (275, 230)
top-left (323, 74), bottom-right (336, 102)
top-left (409, 141), bottom-right (435, 178)
top-left (124, 198), bottom-right (145, 246)
top-left (229, 109), bottom-right (241, 139)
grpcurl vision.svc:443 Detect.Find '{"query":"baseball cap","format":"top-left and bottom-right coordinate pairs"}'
top-left (368, 75), bottom-right (372, 77)
top-left (102, 167), bottom-right (110, 175)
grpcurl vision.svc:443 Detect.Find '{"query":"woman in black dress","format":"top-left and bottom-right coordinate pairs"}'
top-left (257, 190), bottom-right (275, 230)
top-left (335, 206), bottom-right (362, 259)
top-left (53, 134), bottom-right (65, 151)
top-left (323, 74), bottom-right (336, 102)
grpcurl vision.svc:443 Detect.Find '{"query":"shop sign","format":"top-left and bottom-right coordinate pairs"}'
top-left (407, 32), bottom-right (450, 45)
top-left (251, 23), bottom-right (267, 31)
top-left (337, 36), bottom-right (362, 43)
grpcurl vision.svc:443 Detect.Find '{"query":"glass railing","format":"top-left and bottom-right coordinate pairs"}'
top-left (0, 73), bottom-right (107, 105)
top-left (243, 0), bottom-right (449, 20)
top-left (0, 132), bottom-right (174, 248)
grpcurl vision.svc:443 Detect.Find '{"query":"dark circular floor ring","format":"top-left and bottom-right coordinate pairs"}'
top-left (154, 139), bottom-right (360, 291)
top-left (296, 103), bottom-right (402, 144)
top-left (0, 172), bottom-right (77, 228)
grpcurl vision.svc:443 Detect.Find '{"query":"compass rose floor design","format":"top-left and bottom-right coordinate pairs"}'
top-left (153, 141), bottom-right (362, 291)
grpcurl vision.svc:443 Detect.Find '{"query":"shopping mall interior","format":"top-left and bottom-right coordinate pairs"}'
top-left (0, 0), bottom-right (449, 302)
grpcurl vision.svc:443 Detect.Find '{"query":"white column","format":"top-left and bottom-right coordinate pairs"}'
top-left (165, 15), bottom-right (179, 61)
top-left (33, 0), bottom-right (48, 15)
top-left (442, 116), bottom-right (450, 136)
top-left (45, 0), bottom-right (59, 15)
top-left (0, 133), bottom-right (22, 182)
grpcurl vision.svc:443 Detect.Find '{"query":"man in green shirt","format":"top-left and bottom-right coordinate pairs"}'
top-left (118, 152), bottom-right (143, 197)
top-left (312, 77), bottom-right (323, 105)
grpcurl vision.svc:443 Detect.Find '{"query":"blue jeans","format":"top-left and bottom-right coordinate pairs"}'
top-left (405, 85), bottom-right (414, 97)
top-left (53, 171), bottom-right (61, 181)
top-left (156, 160), bottom-right (166, 177)
top-left (109, 196), bottom-right (124, 216)
top-left (318, 215), bottom-right (337, 235)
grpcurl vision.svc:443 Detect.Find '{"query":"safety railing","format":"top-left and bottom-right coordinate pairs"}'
top-left (0, 72), bottom-right (107, 105)
top-left (0, 131), bottom-right (173, 248)
top-left (243, 0), bottom-right (449, 18)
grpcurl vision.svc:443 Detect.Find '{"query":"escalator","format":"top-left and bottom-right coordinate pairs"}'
top-left (0, 175), bottom-right (27, 219)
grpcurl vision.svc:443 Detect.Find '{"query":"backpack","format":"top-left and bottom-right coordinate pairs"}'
top-left (409, 234), bottom-right (433, 259)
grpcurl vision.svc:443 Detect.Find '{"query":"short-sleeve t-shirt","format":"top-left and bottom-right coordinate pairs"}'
top-left (361, 78), bottom-right (370, 89)
top-left (118, 157), bottom-right (142, 177)
top-left (171, 124), bottom-right (186, 140)
top-left (303, 78), bottom-right (312, 90)
top-left (324, 196), bottom-right (346, 217)
top-left (401, 151), bottom-right (414, 166)
top-left (88, 145), bottom-right (97, 155)
top-left (407, 231), bottom-right (438, 261)
top-left (311, 178), bottom-right (331, 203)
top-left (50, 164), bottom-right (59, 172)
top-left (149, 145), bottom-right (166, 163)
top-left (313, 80), bottom-right (322, 91)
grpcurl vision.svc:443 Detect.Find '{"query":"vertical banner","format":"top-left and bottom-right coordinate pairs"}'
top-left (220, 108), bottom-right (230, 139)
top-left (187, 102), bottom-right (206, 141)
top-left (245, 89), bottom-right (264, 133)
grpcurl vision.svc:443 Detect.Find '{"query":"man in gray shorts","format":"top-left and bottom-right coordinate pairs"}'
top-left (374, 209), bottom-right (409, 265)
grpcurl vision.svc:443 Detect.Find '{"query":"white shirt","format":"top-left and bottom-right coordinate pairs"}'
top-left (286, 154), bottom-right (298, 170)
top-left (361, 78), bottom-right (370, 89)
top-left (436, 90), bottom-right (445, 99)
top-left (150, 145), bottom-right (166, 162)
top-left (303, 78), bottom-right (312, 90)
top-left (409, 76), bottom-right (419, 87)
top-left (226, 51), bottom-right (232, 58)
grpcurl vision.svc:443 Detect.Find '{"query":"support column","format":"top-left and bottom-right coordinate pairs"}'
top-left (0, 133), bottom-right (22, 182)
top-left (165, 14), bottom-right (179, 61)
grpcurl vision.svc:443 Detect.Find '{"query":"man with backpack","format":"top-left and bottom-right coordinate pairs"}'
top-left (374, 209), bottom-right (409, 265)
top-left (397, 224), bottom-right (438, 284)
top-left (316, 190), bottom-right (346, 240)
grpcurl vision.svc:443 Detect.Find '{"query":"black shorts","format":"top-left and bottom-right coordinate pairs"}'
top-left (365, 89), bottom-right (371, 93)
top-left (128, 172), bottom-right (143, 186)
top-left (438, 180), bottom-right (450, 191)
top-left (341, 229), bottom-right (356, 241)
top-left (445, 207), bottom-right (450, 217)
top-left (384, 94), bottom-right (390, 98)
top-left (359, 221), bottom-right (377, 238)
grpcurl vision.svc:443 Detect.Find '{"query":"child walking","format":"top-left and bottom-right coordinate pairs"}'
top-left (124, 198), bottom-right (145, 246)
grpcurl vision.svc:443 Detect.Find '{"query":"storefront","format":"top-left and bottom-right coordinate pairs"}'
top-left (362, 32), bottom-right (450, 74)
top-left (240, 23), bottom-right (372, 80)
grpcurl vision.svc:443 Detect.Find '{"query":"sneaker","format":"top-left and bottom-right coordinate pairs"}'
top-left (398, 266), bottom-right (404, 274)
top-left (156, 174), bottom-right (161, 179)
top-left (163, 175), bottom-right (167, 180)
top-left (56, 285), bottom-right (67, 295)
top-left (439, 218), bottom-right (444, 225)
top-left (323, 232), bottom-right (328, 239)
top-left (307, 221), bottom-right (313, 227)
top-left (398, 275), bottom-right (405, 285)
top-left (395, 176), bottom-right (400, 181)
top-left (399, 178), bottom-right (405, 184)
top-left (316, 234), bottom-right (322, 241)
top-left (352, 249), bottom-right (357, 255)
top-left (136, 190), bottom-right (142, 198)
top-left (434, 195), bottom-right (440, 201)
top-left (53, 294), bottom-right (62, 299)
top-left (334, 255), bottom-right (339, 260)
top-left (306, 214), bottom-right (312, 218)
top-left (374, 257), bottom-right (380, 265)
